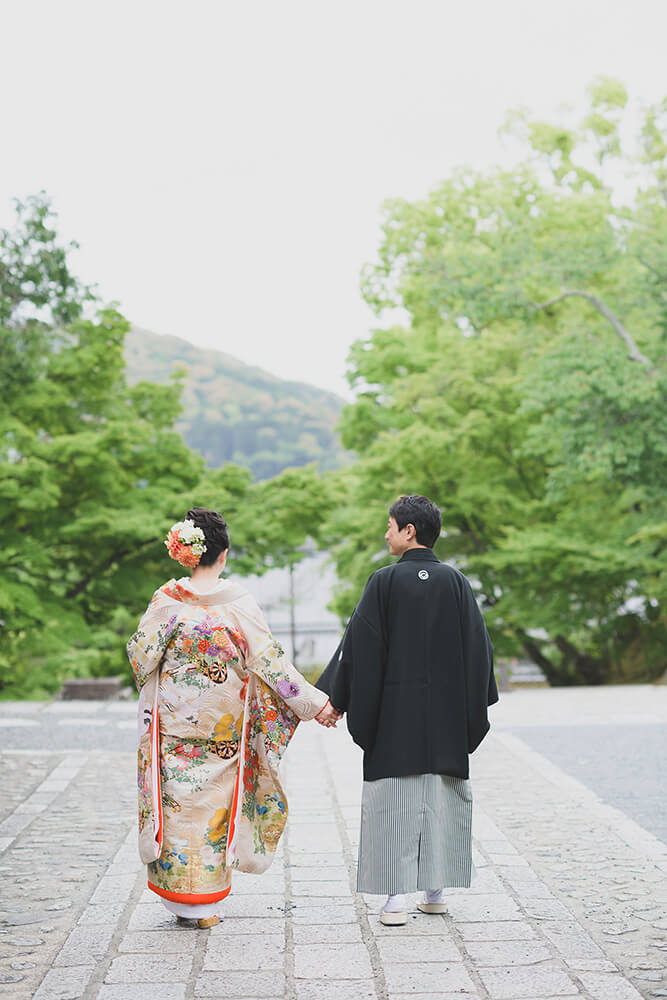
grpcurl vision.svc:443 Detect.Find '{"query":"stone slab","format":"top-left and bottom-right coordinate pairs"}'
top-left (96, 988), bottom-right (186, 1000)
top-left (127, 905), bottom-right (183, 932)
top-left (578, 973), bottom-right (644, 999)
top-left (477, 964), bottom-right (579, 998)
top-left (285, 853), bottom-right (346, 869)
top-left (117, 930), bottom-right (199, 953)
top-left (203, 934), bottom-right (283, 971)
top-left (291, 904), bottom-right (357, 925)
top-left (294, 941), bottom-right (373, 979)
top-left (521, 898), bottom-right (573, 920)
top-left (565, 958), bottom-right (618, 972)
top-left (541, 922), bottom-right (605, 958)
top-left (456, 920), bottom-right (537, 941)
top-left (376, 934), bottom-right (461, 963)
top-left (208, 917), bottom-right (285, 937)
top-left (383, 961), bottom-right (476, 994)
top-left (445, 893), bottom-right (522, 922)
top-left (290, 881), bottom-right (353, 898)
top-left (89, 876), bottom-right (136, 906)
top-left (33, 965), bottom-right (95, 999)
top-left (4, 697), bottom-right (666, 1000)
top-left (78, 904), bottom-right (126, 927)
top-left (54, 924), bottom-right (116, 966)
top-left (223, 894), bottom-right (285, 919)
top-left (194, 971), bottom-right (285, 997)
top-left (292, 923), bottom-right (363, 945)
top-left (465, 939), bottom-right (552, 966)
top-left (231, 875), bottom-right (285, 895)
top-left (61, 678), bottom-right (123, 699)
top-left (105, 954), bottom-right (193, 984)
top-left (295, 983), bottom-right (377, 1000)
top-left (387, 995), bottom-right (483, 1000)
top-left (287, 827), bottom-right (343, 852)
top-left (291, 866), bottom-right (349, 882)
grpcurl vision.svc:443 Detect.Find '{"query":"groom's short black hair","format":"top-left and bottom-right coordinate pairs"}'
top-left (389, 495), bottom-right (441, 548)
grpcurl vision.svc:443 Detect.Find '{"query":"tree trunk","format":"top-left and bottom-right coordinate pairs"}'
top-left (553, 635), bottom-right (610, 685)
top-left (515, 628), bottom-right (560, 685)
top-left (515, 628), bottom-right (610, 685)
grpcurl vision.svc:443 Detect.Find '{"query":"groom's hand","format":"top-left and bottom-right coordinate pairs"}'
top-left (315, 702), bottom-right (342, 728)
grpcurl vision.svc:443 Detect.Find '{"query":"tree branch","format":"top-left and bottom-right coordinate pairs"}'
top-left (533, 289), bottom-right (654, 367)
top-left (500, 436), bottom-right (538, 500)
top-left (637, 255), bottom-right (667, 295)
top-left (65, 539), bottom-right (156, 601)
top-left (460, 515), bottom-right (487, 554)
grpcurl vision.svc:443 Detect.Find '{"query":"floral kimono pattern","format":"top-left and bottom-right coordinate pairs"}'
top-left (127, 578), bottom-right (328, 905)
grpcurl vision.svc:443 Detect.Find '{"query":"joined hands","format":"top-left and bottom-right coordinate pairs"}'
top-left (314, 702), bottom-right (343, 728)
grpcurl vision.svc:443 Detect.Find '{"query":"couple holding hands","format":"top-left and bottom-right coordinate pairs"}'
top-left (127, 495), bottom-right (497, 929)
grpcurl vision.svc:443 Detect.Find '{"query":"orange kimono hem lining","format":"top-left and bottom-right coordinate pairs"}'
top-left (147, 881), bottom-right (232, 904)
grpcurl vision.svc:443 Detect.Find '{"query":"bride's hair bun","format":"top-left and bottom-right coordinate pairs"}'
top-left (184, 507), bottom-right (230, 566)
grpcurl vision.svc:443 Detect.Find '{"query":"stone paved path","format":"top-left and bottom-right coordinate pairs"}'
top-left (1, 685), bottom-right (666, 999)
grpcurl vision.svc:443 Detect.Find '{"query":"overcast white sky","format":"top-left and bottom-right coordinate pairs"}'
top-left (1, 1), bottom-right (664, 397)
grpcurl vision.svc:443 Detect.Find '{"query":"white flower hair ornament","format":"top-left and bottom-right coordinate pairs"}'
top-left (164, 519), bottom-right (207, 568)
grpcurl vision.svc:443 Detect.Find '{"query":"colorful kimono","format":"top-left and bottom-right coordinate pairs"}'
top-left (126, 577), bottom-right (328, 909)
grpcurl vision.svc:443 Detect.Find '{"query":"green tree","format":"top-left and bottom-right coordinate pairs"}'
top-left (0, 194), bottom-right (339, 696)
top-left (0, 199), bottom-right (223, 695)
top-left (329, 80), bottom-right (666, 685)
top-left (1, 302), bottom-right (205, 693)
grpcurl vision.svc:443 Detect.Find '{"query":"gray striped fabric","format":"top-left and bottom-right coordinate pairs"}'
top-left (357, 773), bottom-right (473, 894)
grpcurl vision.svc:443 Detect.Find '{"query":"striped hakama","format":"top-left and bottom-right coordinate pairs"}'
top-left (357, 773), bottom-right (473, 894)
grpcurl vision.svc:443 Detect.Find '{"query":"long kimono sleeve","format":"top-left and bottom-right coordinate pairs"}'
top-left (316, 636), bottom-right (349, 714)
top-left (126, 586), bottom-right (179, 865)
top-left (234, 598), bottom-right (328, 722)
top-left (126, 589), bottom-right (180, 692)
top-left (316, 572), bottom-right (387, 751)
top-left (458, 573), bottom-right (498, 754)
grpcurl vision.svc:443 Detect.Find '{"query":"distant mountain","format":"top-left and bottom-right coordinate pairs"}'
top-left (124, 327), bottom-right (347, 479)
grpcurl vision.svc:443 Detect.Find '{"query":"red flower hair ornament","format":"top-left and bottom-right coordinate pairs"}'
top-left (164, 519), bottom-right (207, 568)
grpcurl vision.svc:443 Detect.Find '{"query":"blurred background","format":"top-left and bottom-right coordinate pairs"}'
top-left (1, 0), bottom-right (665, 697)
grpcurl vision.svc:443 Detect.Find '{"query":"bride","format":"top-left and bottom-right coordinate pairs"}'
top-left (127, 506), bottom-right (338, 927)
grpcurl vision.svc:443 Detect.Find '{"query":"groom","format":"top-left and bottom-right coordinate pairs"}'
top-left (316, 494), bottom-right (498, 925)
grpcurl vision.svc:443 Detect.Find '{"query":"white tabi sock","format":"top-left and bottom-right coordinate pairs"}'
top-left (162, 899), bottom-right (223, 920)
top-left (424, 888), bottom-right (444, 904)
top-left (382, 893), bottom-right (407, 913)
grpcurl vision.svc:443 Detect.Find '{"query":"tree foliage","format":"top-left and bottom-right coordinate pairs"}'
top-left (0, 195), bottom-right (333, 697)
top-left (3, 80), bottom-right (665, 695)
top-left (328, 80), bottom-right (666, 685)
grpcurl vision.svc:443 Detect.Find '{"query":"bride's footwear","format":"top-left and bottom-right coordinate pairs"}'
top-left (197, 915), bottom-right (220, 929)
